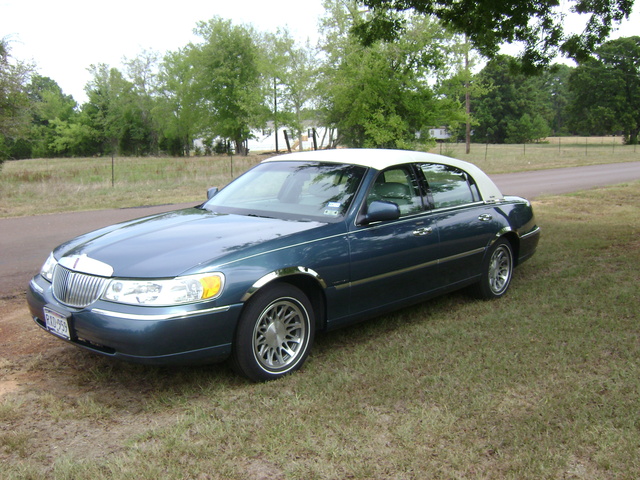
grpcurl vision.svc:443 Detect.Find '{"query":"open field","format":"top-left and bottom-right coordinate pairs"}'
top-left (1, 179), bottom-right (639, 479)
top-left (1, 137), bottom-right (638, 218)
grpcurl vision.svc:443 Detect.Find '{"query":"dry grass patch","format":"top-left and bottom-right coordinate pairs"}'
top-left (0, 178), bottom-right (638, 478)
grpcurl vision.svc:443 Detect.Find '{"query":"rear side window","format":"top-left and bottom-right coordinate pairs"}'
top-left (420, 164), bottom-right (480, 209)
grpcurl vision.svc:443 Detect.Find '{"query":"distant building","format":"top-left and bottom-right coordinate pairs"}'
top-left (427, 127), bottom-right (451, 142)
top-left (195, 122), bottom-right (336, 154)
top-left (248, 124), bottom-right (335, 153)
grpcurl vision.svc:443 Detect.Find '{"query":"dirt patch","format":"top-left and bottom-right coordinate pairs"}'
top-left (0, 296), bottom-right (181, 472)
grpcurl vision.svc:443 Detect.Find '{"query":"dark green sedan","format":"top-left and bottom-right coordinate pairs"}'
top-left (27, 149), bottom-right (540, 381)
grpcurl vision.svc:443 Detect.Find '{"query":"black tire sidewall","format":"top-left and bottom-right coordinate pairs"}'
top-left (477, 238), bottom-right (513, 299)
top-left (231, 283), bottom-right (315, 382)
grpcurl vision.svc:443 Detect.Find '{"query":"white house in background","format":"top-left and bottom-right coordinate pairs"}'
top-left (427, 127), bottom-right (452, 141)
top-left (193, 123), bottom-right (335, 155)
top-left (247, 125), bottom-right (335, 153)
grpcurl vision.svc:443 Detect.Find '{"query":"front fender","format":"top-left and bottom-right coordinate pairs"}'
top-left (241, 266), bottom-right (327, 302)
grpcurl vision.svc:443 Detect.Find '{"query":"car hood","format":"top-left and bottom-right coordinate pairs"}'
top-left (54, 208), bottom-right (325, 277)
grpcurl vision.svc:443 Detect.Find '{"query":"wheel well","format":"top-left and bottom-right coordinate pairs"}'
top-left (501, 232), bottom-right (520, 266)
top-left (255, 275), bottom-right (327, 331)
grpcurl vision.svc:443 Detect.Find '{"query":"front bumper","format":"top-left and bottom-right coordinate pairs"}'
top-left (27, 274), bottom-right (243, 365)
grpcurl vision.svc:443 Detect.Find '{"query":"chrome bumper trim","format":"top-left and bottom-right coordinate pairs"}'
top-left (91, 305), bottom-right (231, 321)
top-left (520, 226), bottom-right (541, 239)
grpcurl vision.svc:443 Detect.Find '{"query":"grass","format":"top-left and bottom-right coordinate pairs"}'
top-left (437, 136), bottom-right (639, 173)
top-left (0, 154), bottom-right (264, 218)
top-left (1, 137), bottom-right (638, 218)
top-left (1, 179), bottom-right (639, 478)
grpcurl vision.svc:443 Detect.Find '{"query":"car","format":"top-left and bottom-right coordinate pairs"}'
top-left (27, 149), bottom-right (540, 381)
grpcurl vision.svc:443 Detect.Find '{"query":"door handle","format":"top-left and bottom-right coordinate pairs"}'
top-left (413, 227), bottom-right (433, 236)
top-left (478, 214), bottom-right (493, 222)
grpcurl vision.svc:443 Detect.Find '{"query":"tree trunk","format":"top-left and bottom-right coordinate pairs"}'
top-left (234, 138), bottom-right (248, 156)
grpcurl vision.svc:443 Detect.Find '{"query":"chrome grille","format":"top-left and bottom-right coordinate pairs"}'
top-left (52, 266), bottom-right (108, 308)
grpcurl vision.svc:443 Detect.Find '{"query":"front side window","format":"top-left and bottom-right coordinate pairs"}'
top-left (420, 164), bottom-right (480, 209)
top-left (367, 166), bottom-right (424, 216)
top-left (203, 161), bottom-right (366, 222)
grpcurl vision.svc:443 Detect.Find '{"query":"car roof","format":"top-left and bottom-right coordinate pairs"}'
top-left (263, 149), bottom-right (504, 202)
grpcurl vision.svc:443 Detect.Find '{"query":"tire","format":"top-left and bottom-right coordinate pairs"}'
top-left (474, 238), bottom-right (514, 299)
top-left (231, 284), bottom-right (315, 382)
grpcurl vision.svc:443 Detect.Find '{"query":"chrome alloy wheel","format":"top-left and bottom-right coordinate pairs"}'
top-left (488, 244), bottom-right (512, 295)
top-left (252, 297), bottom-right (309, 373)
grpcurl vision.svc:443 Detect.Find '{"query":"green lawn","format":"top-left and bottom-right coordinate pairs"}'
top-left (1, 138), bottom-right (638, 218)
top-left (2, 178), bottom-right (639, 478)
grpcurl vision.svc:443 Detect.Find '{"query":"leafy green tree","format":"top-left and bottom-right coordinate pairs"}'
top-left (472, 55), bottom-right (555, 143)
top-left (123, 50), bottom-right (161, 154)
top-left (48, 116), bottom-right (99, 156)
top-left (82, 64), bottom-right (128, 154)
top-left (154, 48), bottom-right (204, 156)
top-left (192, 17), bottom-right (268, 155)
top-left (353, 0), bottom-right (636, 70)
top-left (506, 113), bottom-right (550, 143)
top-left (0, 38), bottom-right (32, 162)
top-left (544, 64), bottom-right (574, 135)
top-left (318, 0), bottom-right (450, 149)
top-left (83, 63), bottom-right (158, 155)
top-left (27, 75), bottom-right (78, 158)
top-left (568, 36), bottom-right (640, 144)
top-left (262, 29), bottom-right (320, 151)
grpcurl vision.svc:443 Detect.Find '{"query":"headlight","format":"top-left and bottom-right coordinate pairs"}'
top-left (40, 253), bottom-right (58, 282)
top-left (102, 273), bottom-right (225, 306)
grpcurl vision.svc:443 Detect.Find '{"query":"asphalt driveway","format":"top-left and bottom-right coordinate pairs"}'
top-left (2, 161), bottom-right (639, 297)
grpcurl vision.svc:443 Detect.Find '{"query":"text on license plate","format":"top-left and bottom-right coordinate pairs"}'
top-left (44, 308), bottom-right (70, 340)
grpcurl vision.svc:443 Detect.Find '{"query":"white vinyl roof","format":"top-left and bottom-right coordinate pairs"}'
top-left (264, 149), bottom-right (504, 203)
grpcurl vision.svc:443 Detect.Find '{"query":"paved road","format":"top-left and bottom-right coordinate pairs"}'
top-left (490, 161), bottom-right (640, 199)
top-left (2, 161), bottom-right (640, 297)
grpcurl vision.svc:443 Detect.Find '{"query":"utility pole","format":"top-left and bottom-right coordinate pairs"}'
top-left (274, 78), bottom-right (279, 153)
top-left (465, 35), bottom-right (471, 155)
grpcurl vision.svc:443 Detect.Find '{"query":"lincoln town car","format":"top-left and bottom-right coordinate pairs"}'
top-left (27, 149), bottom-right (540, 381)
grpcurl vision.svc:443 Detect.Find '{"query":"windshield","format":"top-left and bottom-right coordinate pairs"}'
top-left (203, 161), bottom-right (366, 222)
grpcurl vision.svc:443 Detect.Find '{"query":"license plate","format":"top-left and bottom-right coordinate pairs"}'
top-left (44, 307), bottom-right (71, 340)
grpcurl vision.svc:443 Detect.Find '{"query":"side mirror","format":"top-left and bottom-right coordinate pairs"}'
top-left (207, 187), bottom-right (219, 200)
top-left (361, 200), bottom-right (400, 224)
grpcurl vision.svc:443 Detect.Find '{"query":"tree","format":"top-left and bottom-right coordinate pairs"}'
top-left (123, 50), bottom-right (161, 154)
top-left (353, 0), bottom-right (636, 70)
top-left (505, 113), bottom-right (550, 143)
top-left (0, 38), bottom-right (32, 162)
top-left (262, 29), bottom-right (320, 151)
top-left (27, 75), bottom-right (78, 158)
top-left (544, 64), bottom-right (574, 135)
top-left (192, 17), bottom-right (268, 155)
top-left (154, 48), bottom-right (204, 156)
top-left (318, 0), bottom-right (450, 149)
top-left (568, 36), bottom-right (640, 144)
top-left (472, 55), bottom-right (555, 143)
top-left (83, 63), bottom-right (158, 156)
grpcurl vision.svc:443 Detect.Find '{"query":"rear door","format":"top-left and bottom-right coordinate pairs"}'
top-left (419, 163), bottom-right (499, 285)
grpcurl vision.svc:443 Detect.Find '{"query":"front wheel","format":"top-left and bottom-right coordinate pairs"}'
top-left (231, 284), bottom-right (315, 382)
top-left (473, 238), bottom-right (514, 299)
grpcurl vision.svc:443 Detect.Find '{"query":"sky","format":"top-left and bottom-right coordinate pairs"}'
top-left (1, 0), bottom-right (638, 104)
top-left (1, 0), bottom-right (326, 103)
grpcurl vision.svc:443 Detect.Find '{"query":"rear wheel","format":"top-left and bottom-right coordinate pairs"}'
top-left (231, 284), bottom-right (315, 382)
top-left (474, 238), bottom-right (514, 299)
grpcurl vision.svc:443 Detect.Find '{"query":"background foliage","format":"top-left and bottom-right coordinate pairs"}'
top-left (1, 2), bottom-right (639, 164)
